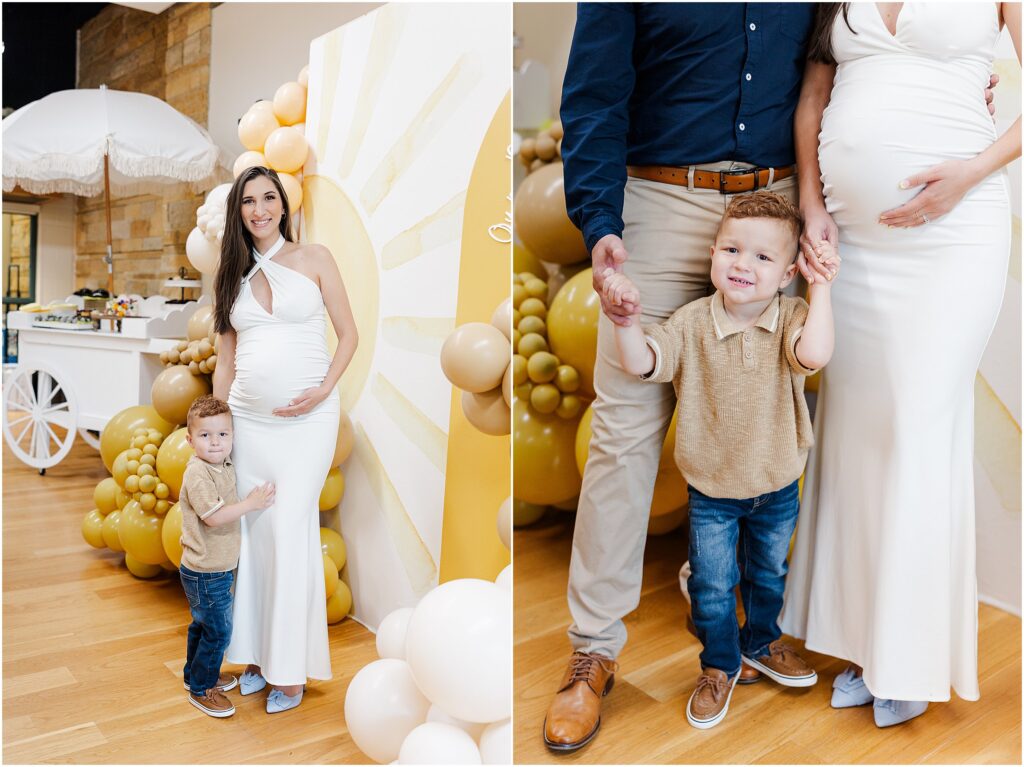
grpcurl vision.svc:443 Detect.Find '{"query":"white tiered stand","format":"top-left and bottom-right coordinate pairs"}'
top-left (3, 296), bottom-right (206, 473)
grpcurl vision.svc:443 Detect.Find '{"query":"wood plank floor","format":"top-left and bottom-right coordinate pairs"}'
top-left (514, 511), bottom-right (1023, 765)
top-left (2, 440), bottom-right (379, 764)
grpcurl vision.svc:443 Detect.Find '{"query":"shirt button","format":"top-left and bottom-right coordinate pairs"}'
top-left (739, 123), bottom-right (746, 131)
top-left (743, 331), bottom-right (751, 340)
top-left (745, 351), bottom-right (753, 359)
top-left (745, 73), bottom-right (752, 81)
top-left (749, 22), bottom-right (756, 31)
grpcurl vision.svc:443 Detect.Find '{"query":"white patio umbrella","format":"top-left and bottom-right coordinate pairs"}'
top-left (2, 85), bottom-right (226, 296)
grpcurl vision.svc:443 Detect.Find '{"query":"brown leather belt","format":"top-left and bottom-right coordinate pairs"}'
top-left (627, 164), bottom-right (796, 194)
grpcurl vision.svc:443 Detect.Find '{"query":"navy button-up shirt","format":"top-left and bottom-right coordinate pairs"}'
top-left (560, 3), bottom-right (814, 252)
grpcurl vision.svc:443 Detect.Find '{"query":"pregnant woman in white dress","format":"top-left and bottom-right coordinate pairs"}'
top-left (781, 3), bottom-right (1020, 727)
top-left (212, 166), bottom-right (358, 713)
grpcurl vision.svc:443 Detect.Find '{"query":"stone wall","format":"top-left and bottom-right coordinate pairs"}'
top-left (75, 3), bottom-right (212, 297)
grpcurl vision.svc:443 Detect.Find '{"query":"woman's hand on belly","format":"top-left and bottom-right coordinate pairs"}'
top-left (271, 384), bottom-right (332, 418)
top-left (877, 159), bottom-right (984, 228)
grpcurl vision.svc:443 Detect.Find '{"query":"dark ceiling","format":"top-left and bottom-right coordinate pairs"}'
top-left (2, 2), bottom-right (109, 113)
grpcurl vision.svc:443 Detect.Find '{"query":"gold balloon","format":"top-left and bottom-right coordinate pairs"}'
top-left (112, 451), bottom-right (133, 488)
top-left (513, 400), bottom-right (582, 506)
top-left (187, 306), bottom-right (214, 341)
top-left (82, 509), bottom-right (106, 548)
top-left (238, 107), bottom-right (280, 152)
top-left (263, 127), bottom-right (308, 174)
top-left (332, 411), bottom-right (355, 467)
top-left (125, 553), bottom-right (163, 579)
top-left (278, 171), bottom-right (304, 210)
top-left (513, 243), bottom-right (547, 278)
top-left (513, 162), bottom-right (589, 265)
top-left (272, 81), bottom-right (307, 126)
top-left (320, 527), bottom-right (346, 571)
top-left (441, 322), bottom-right (511, 393)
top-left (512, 498), bottom-right (546, 526)
top-left (323, 553), bottom-right (339, 599)
top-left (156, 428), bottom-right (194, 500)
top-left (501, 363), bottom-right (513, 408)
top-left (648, 506), bottom-right (687, 535)
top-left (116, 489), bottom-right (131, 510)
top-left (101, 510), bottom-right (125, 552)
top-left (461, 388), bottom-right (510, 436)
top-left (326, 580), bottom-right (352, 624)
top-left (547, 268), bottom-right (600, 398)
top-left (94, 477), bottom-right (120, 515)
top-left (118, 501), bottom-right (166, 565)
top-left (100, 405), bottom-right (175, 473)
top-left (233, 150), bottom-right (268, 178)
top-left (490, 298), bottom-right (512, 341)
top-left (319, 467), bottom-right (345, 511)
top-left (162, 503), bottom-right (184, 568)
top-left (151, 365), bottom-right (212, 426)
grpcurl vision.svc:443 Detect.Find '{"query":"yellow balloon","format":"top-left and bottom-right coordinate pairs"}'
top-left (805, 370), bottom-right (821, 394)
top-left (156, 428), bottom-right (194, 500)
top-left (118, 501), bottom-right (166, 565)
top-left (100, 405), bottom-right (175, 473)
top-left (332, 411), bottom-right (355, 467)
top-left (441, 322), bottom-right (511, 393)
top-left (319, 527), bottom-right (346, 571)
top-left (151, 364), bottom-right (212, 426)
top-left (125, 553), bottom-right (163, 579)
top-left (112, 450), bottom-right (133, 488)
top-left (162, 503), bottom-right (184, 568)
top-left (648, 506), bottom-right (687, 535)
top-left (326, 580), bottom-right (352, 624)
top-left (116, 489), bottom-right (131, 510)
top-left (82, 509), bottom-right (106, 548)
top-left (323, 553), bottom-right (339, 599)
top-left (512, 499), bottom-right (546, 526)
top-left (513, 243), bottom-right (548, 278)
top-left (319, 467), bottom-right (345, 511)
top-left (101, 510), bottom-right (125, 552)
top-left (233, 150), bottom-right (268, 178)
top-left (462, 388), bottom-right (511, 436)
top-left (278, 171), bottom-right (304, 210)
top-left (187, 306), bottom-right (214, 341)
top-left (272, 81), bottom-right (307, 126)
top-left (238, 107), bottom-right (280, 152)
top-left (513, 400), bottom-right (582, 506)
top-left (93, 477), bottom-right (120, 515)
top-left (547, 268), bottom-right (600, 399)
top-left (263, 126), bottom-right (308, 174)
top-left (513, 162), bottom-right (589, 265)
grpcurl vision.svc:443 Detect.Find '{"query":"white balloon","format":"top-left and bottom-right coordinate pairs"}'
top-left (376, 607), bottom-right (415, 660)
top-left (344, 659), bottom-right (430, 764)
top-left (426, 704), bottom-right (486, 742)
top-left (398, 723), bottom-right (481, 765)
top-left (196, 213), bottom-right (211, 231)
top-left (185, 226), bottom-right (220, 275)
top-left (406, 579), bottom-right (511, 724)
top-left (216, 229), bottom-right (223, 242)
top-left (203, 226), bottom-right (217, 241)
top-left (205, 183), bottom-right (232, 210)
top-left (494, 565), bottom-right (511, 590)
top-left (496, 497), bottom-right (511, 550)
top-left (478, 719), bottom-right (511, 765)
top-left (197, 203), bottom-right (209, 216)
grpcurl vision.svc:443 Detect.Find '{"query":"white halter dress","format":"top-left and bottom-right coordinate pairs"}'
top-left (225, 235), bottom-right (340, 685)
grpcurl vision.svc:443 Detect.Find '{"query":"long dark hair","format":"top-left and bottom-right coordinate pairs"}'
top-left (808, 3), bottom-right (856, 65)
top-left (213, 166), bottom-right (293, 333)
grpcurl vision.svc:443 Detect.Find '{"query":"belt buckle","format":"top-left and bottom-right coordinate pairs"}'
top-left (719, 168), bottom-right (757, 195)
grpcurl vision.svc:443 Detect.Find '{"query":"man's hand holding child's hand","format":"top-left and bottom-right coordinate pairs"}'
top-left (601, 268), bottom-right (642, 323)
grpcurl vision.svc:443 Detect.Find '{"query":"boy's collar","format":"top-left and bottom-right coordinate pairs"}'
top-left (189, 454), bottom-right (233, 470)
top-left (710, 291), bottom-right (780, 339)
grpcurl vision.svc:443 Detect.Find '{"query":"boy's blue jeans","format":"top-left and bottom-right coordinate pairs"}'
top-left (180, 564), bottom-right (234, 695)
top-left (687, 479), bottom-right (800, 677)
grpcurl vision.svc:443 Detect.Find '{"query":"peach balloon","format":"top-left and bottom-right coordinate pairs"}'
top-left (278, 171), bottom-right (304, 210)
top-left (513, 162), bottom-right (589, 265)
top-left (238, 107), bottom-right (280, 152)
top-left (151, 365), bottom-right (212, 426)
top-left (273, 81), bottom-right (307, 126)
top-left (490, 298), bottom-right (512, 341)
top-left (233, 150), bottom-right (268, 178)
top-left (263, 127), bottom-right (308, 174)
top-left (441, 322), bottom-right (511, 394)
top-left (187, 305), bottom-right (214, 341)
top-left (462, 388), bottom-right (510, 436)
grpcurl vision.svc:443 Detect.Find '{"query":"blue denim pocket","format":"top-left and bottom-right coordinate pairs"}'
top-left (179, 570), bottom-right (200, 607)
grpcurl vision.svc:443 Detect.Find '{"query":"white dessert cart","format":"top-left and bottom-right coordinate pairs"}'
top-left (2, 296), bottom-right (205, 473)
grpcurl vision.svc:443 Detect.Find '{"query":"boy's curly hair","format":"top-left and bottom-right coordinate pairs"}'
top-left (721, 190), bottom-right (804, 248)
top-left (186, 394), bottom-right (232, 431)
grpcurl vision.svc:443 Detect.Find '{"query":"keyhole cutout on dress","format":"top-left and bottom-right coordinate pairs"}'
top-left (249, 269), bottom-right (274, 316)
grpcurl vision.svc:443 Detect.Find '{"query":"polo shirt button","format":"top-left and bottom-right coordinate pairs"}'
top-left (745, 351), bottom-right (753, 359)
top-left (749, 22), bottom-right (756, 31)
top-left (743, 332), bottom-right (751, 340)
top-left (739, 123), bottom-right (746, 131)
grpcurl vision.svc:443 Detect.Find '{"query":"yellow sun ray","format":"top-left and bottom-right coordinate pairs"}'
top-left (372, 372), bottom-right (448, 472)
top-left (314, 27), bottom-right (346, 162)
top-left (381, 190), bottom-right (467, 270)
top-left (381, 315), bottom-right (456, 355)
top-left (975, 373), bottom-right (1022, 513)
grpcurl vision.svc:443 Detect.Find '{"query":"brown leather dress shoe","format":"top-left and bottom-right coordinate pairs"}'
top-left (742, 639), bottom-right (817, 687)
top-left (543, 651), bottom-right (619, 753)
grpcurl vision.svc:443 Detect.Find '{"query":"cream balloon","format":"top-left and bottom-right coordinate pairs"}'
top-left (292, 122), bottom-right (305, 136)
top-left (273, 81), bottom-right (307, 126)
top-left (376, 607), bottom-right (415, 661)
top-left (461, 388), bottom-right (510, 437)
top-left (233, 150), bottom-right (268, 178)
top-left (478, 719), bottom-right (511, 765)
top-left (440, 323), bottom-right (511, 393)
top-left (278, 172), bottom-right (304, 211)
top-left (297, 65), bottom-right (310, 88)
top-left (494, 564), bottom-right (511, 590)
top-left (398, 723), bottom-right (481, 765)
top-left (238, 107), bottom-right (280, 152)
top-left (425, 705), bottom-right (487, 742)
top-left (489, 298), bottom-right (512, 341)
top-left (185, 226), bottom-right (221, 275)
top-left (263, 126), bottom-right (308, 174)
top-left (344, 659), bottom-right (430, 764)
top-left (496, 496), bottom-right (511, 550)
top-left (205, 183), bottom-right (232, 210)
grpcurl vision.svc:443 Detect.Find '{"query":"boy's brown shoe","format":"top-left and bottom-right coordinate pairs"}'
top-left (742, 640), bottom-right (818, 687)
top-left (189, 689), bottom-right (236, 718)
top-left (184, 673), bottom-right (238, 693)
top-left (543, 652), bottom-right (618, 753)
top-left (686, 668), bottom-right (739, 729)
top-left (685, 613), bottom-right (761, 684)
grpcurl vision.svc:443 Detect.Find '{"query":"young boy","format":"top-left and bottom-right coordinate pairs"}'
top-left (603, 191), bottom-right (840, 730)
top-left (179, 394), bottom-right (275, 718)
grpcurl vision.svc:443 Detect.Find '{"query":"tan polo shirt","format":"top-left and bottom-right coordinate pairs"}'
top-left (179, 455), bottom-right (241, 573)
top-left (643, 291), bottom-right (817, 500)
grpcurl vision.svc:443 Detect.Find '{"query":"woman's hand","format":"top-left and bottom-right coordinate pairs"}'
top-left (798, 205), bottom-right (839, 285)
top-left (878, 160), bottom-right (981, 228)
top-left (272, 385), bottom-right (331, 418)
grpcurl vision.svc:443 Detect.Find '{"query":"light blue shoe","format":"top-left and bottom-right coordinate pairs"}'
top-left (873, 698), bottom-right (929, 727)
top-left (831, 667), bottom-right (873, 708)
top-left (239, 669), bottom-right (267, 696)
top-left (266, 686), bottom-right (304, 714)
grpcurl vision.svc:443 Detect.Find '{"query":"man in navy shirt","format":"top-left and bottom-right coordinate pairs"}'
top-left (544, 3), bottom-right (817, 749)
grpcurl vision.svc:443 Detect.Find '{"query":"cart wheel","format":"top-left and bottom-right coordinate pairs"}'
top-left (78, 428), bottom-right (101, 451)
top-left (2, 364), bottom-right (78, 471)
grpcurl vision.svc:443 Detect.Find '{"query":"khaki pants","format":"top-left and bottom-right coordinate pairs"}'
top-left (566, 162), bottom-right (799, 658)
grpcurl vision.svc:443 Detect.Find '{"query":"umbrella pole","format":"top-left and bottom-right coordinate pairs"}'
top-left (103, 153), bottom-right (114, 298)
